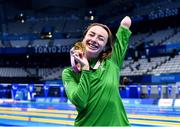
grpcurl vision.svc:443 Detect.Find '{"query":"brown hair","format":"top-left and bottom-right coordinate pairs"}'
top-left (82, 23), bottom-right (113, 60)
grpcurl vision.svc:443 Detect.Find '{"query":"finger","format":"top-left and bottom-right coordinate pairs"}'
top-left (75, 50), bottom-right (83, 58)
top-left (71, 50), bottom-right (81, 56)
top-left (70, 50), bottom-right (74, 54)
top-left (72, 53), bottom-right (79, 59)
top-left (72, 54), bottom-right (81, 63)
top-left (73, 52), bottom-right (79, 57)
top-left (70, 47), bottom-right (75, 54)
top-left (71, 55), bottom-right (80, 65)
top-left (71, 50), bottom-right (83, 57)
top-left (71, 55), bottom-right (80, 72)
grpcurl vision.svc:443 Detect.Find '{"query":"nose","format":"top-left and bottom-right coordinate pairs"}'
top-left (90, 36), bottom-right (98, 43)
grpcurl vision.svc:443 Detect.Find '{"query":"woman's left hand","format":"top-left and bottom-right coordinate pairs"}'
top-left (121, 16), bottom-right (131, 29)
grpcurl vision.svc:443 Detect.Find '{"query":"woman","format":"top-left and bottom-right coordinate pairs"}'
top-left (62, 16), bottom-right (132, 126)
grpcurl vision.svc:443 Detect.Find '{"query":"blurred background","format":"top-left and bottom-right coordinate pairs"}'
top-left (0, 0), bottom-right (179, 126)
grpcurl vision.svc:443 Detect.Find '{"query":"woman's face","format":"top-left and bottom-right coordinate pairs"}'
top-left (82, 25), bottom-right (108, 59)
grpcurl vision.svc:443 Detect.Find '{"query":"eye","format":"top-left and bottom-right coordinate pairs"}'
top-left (99, 37), bottom-right (105, 41)
top-left (88, 33), bottom-right (95, 37)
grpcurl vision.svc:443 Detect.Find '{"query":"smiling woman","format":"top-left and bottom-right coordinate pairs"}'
top-left (62, 16), bottom-right (132, 126)
top-left (82, 23), bottom-right (113, 61)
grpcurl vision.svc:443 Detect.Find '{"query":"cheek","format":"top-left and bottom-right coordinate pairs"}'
top-left (82, 37), bottom-right (89, 44)
top-left (81, 39), bottom-right (87, 46)
top-left (100, 41), bottom-right (107, 48)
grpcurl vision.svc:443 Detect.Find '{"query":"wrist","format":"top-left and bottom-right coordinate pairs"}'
top-left (120, 24), bottom-right (129, 29)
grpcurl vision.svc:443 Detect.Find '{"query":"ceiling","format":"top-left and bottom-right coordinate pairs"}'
top-left (1, 0), bottom-right (165, 24)
top-left (4, 0), bottom-right (110, 12)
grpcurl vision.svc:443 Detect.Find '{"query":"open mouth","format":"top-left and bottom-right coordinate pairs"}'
top-left (87, 42), bottom-right (99, 50)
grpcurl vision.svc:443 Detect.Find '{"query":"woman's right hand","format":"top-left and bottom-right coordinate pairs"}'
top-left (70, 48), bottom-right (90, 71)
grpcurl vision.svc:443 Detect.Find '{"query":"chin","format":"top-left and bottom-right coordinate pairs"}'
top-left (87, 49), bottom-right (98, 54)
top-left (86, 51), bottom-right (99, 59)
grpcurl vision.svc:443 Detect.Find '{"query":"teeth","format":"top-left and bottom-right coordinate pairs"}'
top-left (90, 44), bottom-right (96, 48)
top-left (89, 44), bottom-right (97, 49)
top-left (86, 41), bottom-right (98, 50)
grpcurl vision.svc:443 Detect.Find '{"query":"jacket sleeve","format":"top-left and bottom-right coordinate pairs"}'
top-left (111, 25), bottom-right (132, 68)
top-left (62, 68), bottom-right (91, 111)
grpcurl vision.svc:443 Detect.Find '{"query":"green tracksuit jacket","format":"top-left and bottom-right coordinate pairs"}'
top-left (62, 26), bottom-right (132, 126)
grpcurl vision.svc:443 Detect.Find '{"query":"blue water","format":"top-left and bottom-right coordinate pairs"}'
top-left (0, 101), bottom-right (179, 126)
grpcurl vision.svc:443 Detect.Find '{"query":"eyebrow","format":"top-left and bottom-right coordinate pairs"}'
top-left (89, 31), bottom-right (106, 39)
